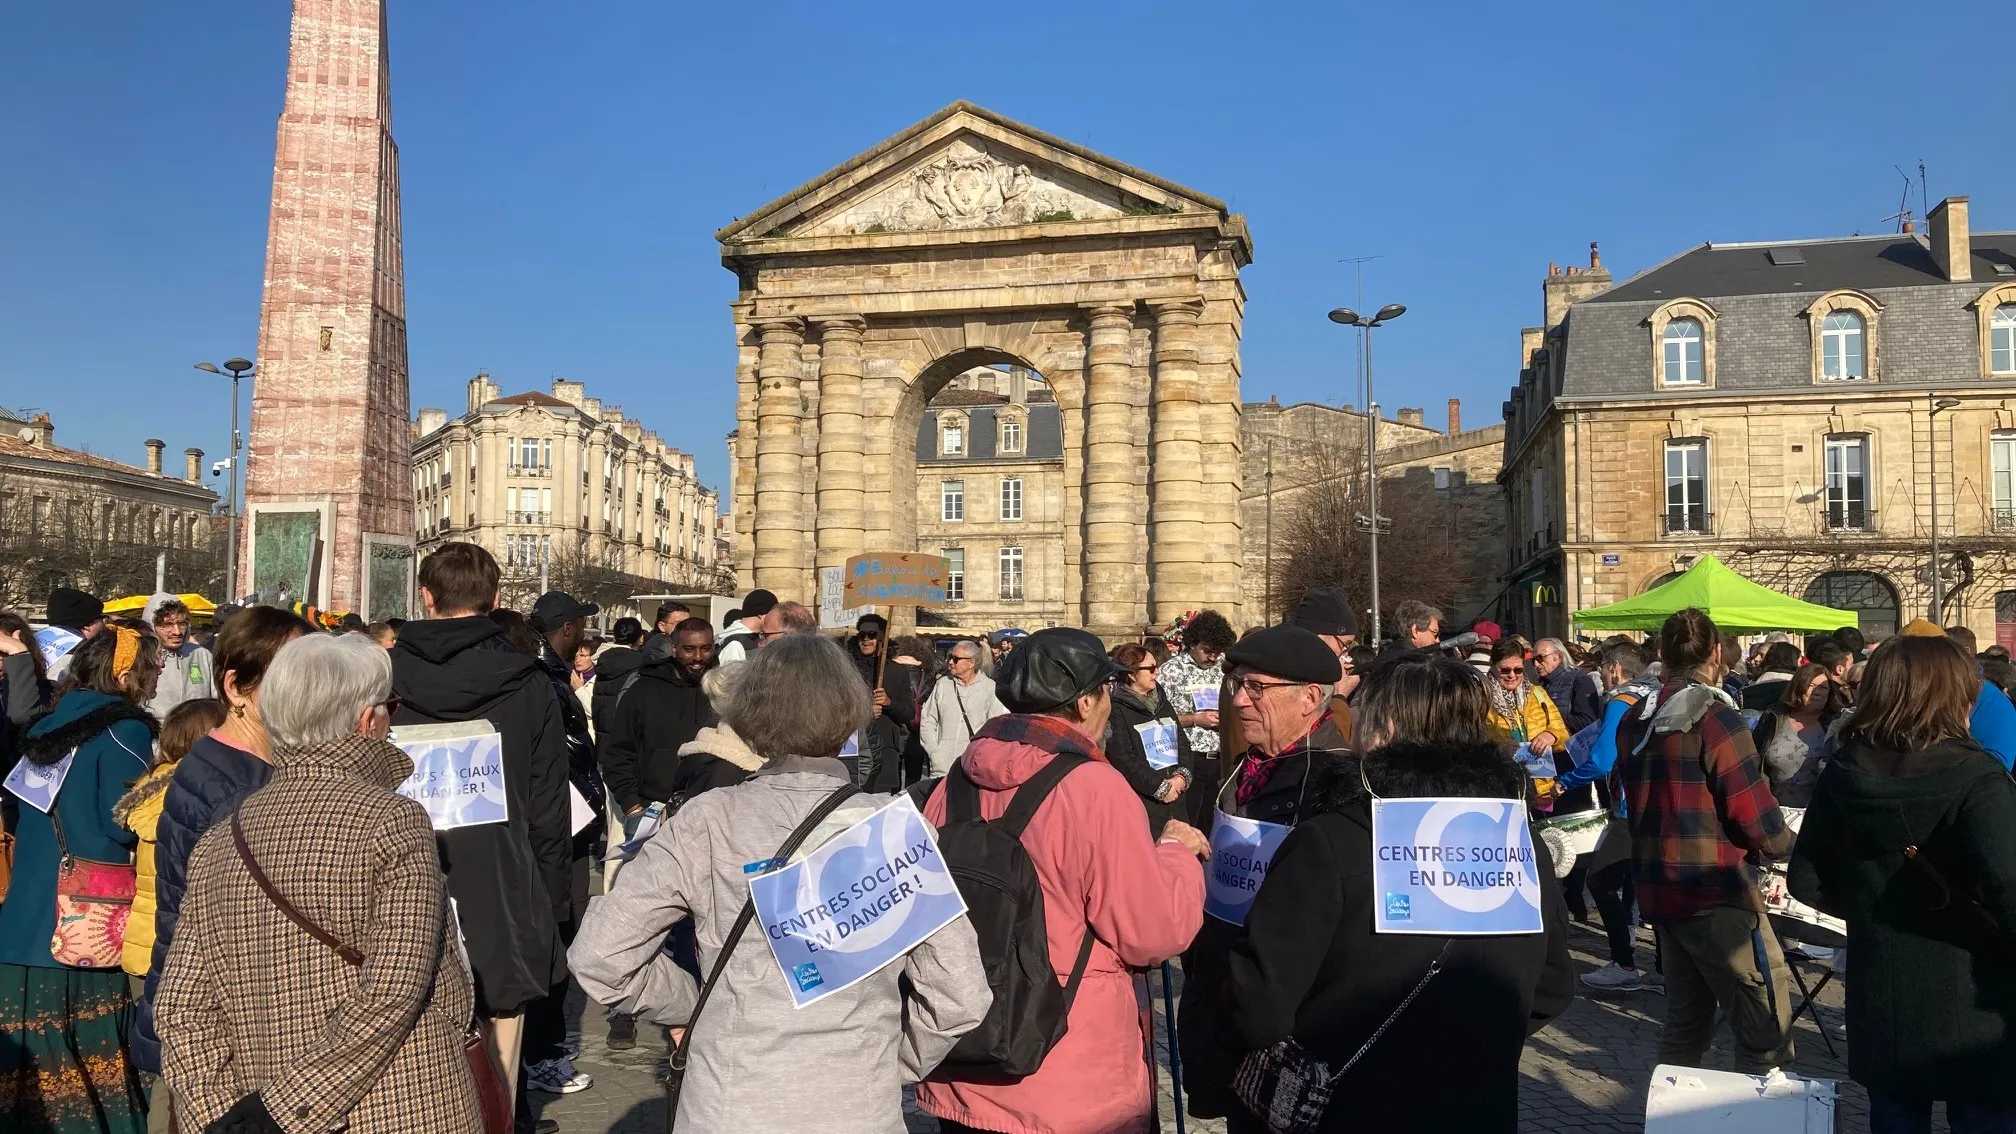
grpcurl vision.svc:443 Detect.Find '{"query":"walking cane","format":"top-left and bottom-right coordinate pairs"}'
top-left (1161, 961), bottom-right (1186, 1134)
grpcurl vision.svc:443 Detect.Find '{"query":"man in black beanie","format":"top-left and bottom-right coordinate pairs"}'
top-left (1287, 586), bottom-right (1361, 706)
top-left (38, 586), bottom-right (106, 681)
top-left (1178, 622), bottom-right (1350, 1121)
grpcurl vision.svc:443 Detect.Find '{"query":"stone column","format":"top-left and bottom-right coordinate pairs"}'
top-left (1149, 300), bottom-right (1207, 623)
top-left (814, 316), bottom-right (868, 580)
top-left (1081, 302), bottom-right (1140, 636)
top-left (752, 317), bottom-right (807, 596)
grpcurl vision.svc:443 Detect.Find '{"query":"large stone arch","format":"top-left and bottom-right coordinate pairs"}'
top-left (719, 102), bottom-right (1253, 640)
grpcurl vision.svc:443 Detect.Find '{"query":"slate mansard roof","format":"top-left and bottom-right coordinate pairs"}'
top-left (917, 401), bottom-right (1063, 463)
top-left (1592, 232), bottom-right (2016, 305)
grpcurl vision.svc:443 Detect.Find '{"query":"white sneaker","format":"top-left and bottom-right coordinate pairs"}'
top-left (1579, 963), bottom-right (1644, 992)
top-left (1640, 970), bottom-right (1666, 994)
top-left (525, 1064), bottom-right (593, 1095)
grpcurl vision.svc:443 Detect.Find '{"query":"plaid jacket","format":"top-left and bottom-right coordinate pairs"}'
top-left (1616, 682), bottom-right (1793, 922)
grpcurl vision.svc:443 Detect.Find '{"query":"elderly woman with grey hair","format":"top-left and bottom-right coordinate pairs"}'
top-left (156, 634), bottom-right (483, 1134)
top-left (571, 634), bottom-right (991, 1133)
top-left (918, 639), bottom-right (1009, 776)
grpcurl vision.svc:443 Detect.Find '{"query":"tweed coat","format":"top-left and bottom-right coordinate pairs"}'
top-left (156, 734), bottom-right (482, 1134)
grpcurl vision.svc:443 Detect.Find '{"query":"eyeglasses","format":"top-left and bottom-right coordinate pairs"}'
top-left (1134, 664), bottom-right (1158, 673)
top-left (1494, 666), bottom-right (1524, 677)
top-left (376, 694), bottom-right (403, 716)
top-left (1234, 677), bottom-right (1303, 698)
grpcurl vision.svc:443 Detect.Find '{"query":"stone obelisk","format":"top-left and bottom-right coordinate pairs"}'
top-left (242, 0), bottom-right (413, 616)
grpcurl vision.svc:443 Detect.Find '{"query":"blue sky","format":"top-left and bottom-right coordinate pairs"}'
top-left (4, 1), bottom-right (2010, 507)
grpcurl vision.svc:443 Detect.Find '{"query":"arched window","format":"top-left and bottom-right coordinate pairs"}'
top-left (1820, 310), bottom-right (1866, 380)
top-left (1803, 570), bottom-right (1897, 641)
top-left (1993, 304), bottom-right (2016, 376)
top-left (1662, 319), bottom-right (1704, 385)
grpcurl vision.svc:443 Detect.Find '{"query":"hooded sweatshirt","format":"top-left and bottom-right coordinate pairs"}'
top-left (391, 616), bottom-right (572, 1016)
top-left (141, 591), bottom-right (216, 719)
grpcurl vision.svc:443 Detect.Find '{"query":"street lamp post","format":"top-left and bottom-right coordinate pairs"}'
top-left (1328, 303), bottom-right (1407, 645)
top-left (195, 358), bottom-right (255, 600)
top-left (1928, 395), bottom-right (1961, 621)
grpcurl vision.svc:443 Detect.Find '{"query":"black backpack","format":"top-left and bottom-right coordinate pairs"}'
top-left (935, 755), bottom-right (1095, 1079)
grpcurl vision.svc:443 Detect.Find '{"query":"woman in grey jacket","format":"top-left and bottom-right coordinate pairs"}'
top-left (918, 640), bottom-right (1007, 775)
top-left (570, 635), bottom-right (990, 1133)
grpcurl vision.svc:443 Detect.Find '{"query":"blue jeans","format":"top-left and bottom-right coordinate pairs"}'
top-left (1869, 1094), bottom-right (2016, 1134)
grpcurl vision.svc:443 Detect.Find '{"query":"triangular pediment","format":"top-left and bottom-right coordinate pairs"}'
top-left (718, 102), bottom-right (1228, 243)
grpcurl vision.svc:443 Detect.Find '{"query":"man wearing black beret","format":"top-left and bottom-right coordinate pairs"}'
top-left (1178, 622), bottom-right (1352, 1122)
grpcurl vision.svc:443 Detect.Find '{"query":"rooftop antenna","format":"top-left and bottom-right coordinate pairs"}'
top-left (1338, 255), bottom-right (1381, 410)
top-left (1885, 166), bottom-right (1915, 234)
top-left (1918, 159), bottom-right (1929, 220)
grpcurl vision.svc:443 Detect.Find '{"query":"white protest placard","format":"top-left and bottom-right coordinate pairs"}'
top-left (1204, 809), bottom-right (1292, 925)
top-left (819, 566), bottom-right (873, 630)
top-left (3, 750), bottom-right (76, 813)
top-left (391, 721), bottom-right (509, 831)
top-left (1136, 719), bottom-right (1180, 770)
top-left (747, 794), bottom-right (967, 1008)
top-left (1370, 797), bottom-right (1544, 935)
top-left (1191, 685), bottom-right (1221, 713)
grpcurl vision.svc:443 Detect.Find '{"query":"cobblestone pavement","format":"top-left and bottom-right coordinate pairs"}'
top-left (534, 913), bottom-right (1928, 1133)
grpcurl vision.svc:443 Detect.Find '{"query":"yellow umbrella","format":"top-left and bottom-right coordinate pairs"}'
top-left (103, 593), bottom-right (219, 619)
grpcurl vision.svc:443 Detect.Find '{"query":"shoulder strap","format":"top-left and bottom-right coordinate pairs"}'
top-left (1324, 940), bottom-right (1451, 1084)
top-left (945, 761), bottom-right (984, 825)
top-left (669, 781), bottom-right (861, 1074)
top-left (997, 754), bottom-right (1088, 839)
top-left (232, 811), bottom-right (365, 967)
top-left (951, 681), bottom-right (979, 738)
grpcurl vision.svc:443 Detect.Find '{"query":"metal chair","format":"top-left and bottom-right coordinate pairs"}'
top-left (1769, 912), bottom-right (1847, 1059)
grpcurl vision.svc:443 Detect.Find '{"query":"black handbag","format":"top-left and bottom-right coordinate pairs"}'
top-left (1231, 942), bottom-right (1451, 1134)
top-left (664, 782), bottom-right (861, 1130)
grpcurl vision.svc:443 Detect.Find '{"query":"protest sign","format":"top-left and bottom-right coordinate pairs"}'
top-left (820, 566), bottom-right (874, 629)
top-left (1135, 719), bottom-right (1179, 770)
top-left (1204, 809), bottom-right (1292, 925)
top-left (391, 721), bottom-right (510, 831)
top-left (1191, 685), bottom-right (1220, 713)
top-left (843, 553), bottom-right (950, 607)
top-left (748, 794), bottom-right (967, 1008)
top-left (3, 749), bottom-right (76, 813)
top-left (1369, 797), bottom-right (1544, 935)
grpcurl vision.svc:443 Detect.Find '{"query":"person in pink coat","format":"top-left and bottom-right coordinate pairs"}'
top-left (918, 627), bottom-right (1210, 1134)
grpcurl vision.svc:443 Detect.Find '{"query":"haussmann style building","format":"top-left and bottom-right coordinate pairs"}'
top-left (1501, 197), bottom-right (2016, 647)
top-left (411, 376), bottom-right (725, 611)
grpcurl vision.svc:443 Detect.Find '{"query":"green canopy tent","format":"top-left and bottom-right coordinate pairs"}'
top-left (1571, 555), bottom-right (1857, 634)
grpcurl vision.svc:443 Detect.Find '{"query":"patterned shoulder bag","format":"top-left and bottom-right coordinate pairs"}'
top-left (49, 808), bottom-right (136, 969)
top-left (1231, 941), bottom-right (1452, 1134)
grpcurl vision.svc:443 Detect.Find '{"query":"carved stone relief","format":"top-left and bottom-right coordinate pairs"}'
top-left (809, 138), bottom-right (1138, 235)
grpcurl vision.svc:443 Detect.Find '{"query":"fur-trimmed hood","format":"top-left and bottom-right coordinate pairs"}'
top-left (113, 757), bottom-right (180, 829)
top-left (678, 723), bottom-right (762, 772)
top-left (1311, 739), bottom-right (1527, 815)
top-left (21, 690), bottom-right (158, 765)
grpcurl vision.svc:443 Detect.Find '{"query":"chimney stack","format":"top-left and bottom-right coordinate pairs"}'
top-left (1396, 407), bottom-right (1425, 428)
top-left (25, 414), bottom-right (52, 448)
top-left (466, 372), bottom-right (499, 413)
top-left (184, 448), bottom-right (204, 483)
top-left (1929, 196), bottom-right (1972, 283)
top-left (145, 438), bottom-right (165, 475)
top-left (1447, 398), bottom-right (1462, 434)
top-left (1543, 246), bottom-right (1615, 328)
top-left (417, 408), bottom-right (447, 437)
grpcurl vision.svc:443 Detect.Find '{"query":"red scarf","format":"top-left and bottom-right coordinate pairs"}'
top-left (974, 712), bottom-right (1110, 764)
top-left (1233, 711), bottom-right (1333, 806)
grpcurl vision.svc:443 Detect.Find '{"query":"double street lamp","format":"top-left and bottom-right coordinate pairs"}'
top-left (1328, 303), bottom-right (1407, 645)
top-left (195, 357), bottom-right (254, 600)
top-left (1928, 394), bottom-right (1962, 622)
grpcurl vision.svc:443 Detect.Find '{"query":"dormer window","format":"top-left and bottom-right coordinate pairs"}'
top-left (1661, 320), bottom-right (1704, 385)
top-left (1648, 298), bottom-right (1718, 389)
top-left (1820, 311), bottom-right (1866, 380)
top-left (1000, 418), bottom-right (1023, 454)
top-left (938, 411), bottom-right (966, 457)
top-left (1805, 290), bottom-right (1882, 383)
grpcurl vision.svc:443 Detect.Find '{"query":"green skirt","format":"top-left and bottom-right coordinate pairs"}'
top-left (0, 962), bottom-right (146, 1134)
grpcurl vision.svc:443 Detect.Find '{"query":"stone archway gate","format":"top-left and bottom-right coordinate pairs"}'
top-left (719, 102), bottom-right (1253, 640)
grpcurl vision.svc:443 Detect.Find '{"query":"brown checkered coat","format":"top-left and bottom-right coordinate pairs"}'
top-left (156, 735), bottom-right (482, 1133)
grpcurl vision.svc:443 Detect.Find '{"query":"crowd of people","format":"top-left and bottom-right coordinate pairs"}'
top-left (3, 558), bottom-right (2015, 1134)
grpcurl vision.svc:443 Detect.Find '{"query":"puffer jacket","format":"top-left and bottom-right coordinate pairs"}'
top-left (1486, 684), bottom-right (1567, 752)
top-left (917, 715), bottom-right (1205, 1134)
top-left (113, 758), bottom-right (181, 977)
top-left (570, 756), bottom-right (991, 1133)
top-left (135, 732), bottom-right (273, 1073)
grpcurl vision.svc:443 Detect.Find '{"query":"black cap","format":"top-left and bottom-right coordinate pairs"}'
top-left (529, 591), bottom-right (599, 633)
top-left (47, 587), bottom-right (104, 631)
top-left (741, 589), bottom-right (778, 617)
top-left (1287, 587), bottom-right (1358, 638)
top-left (1226, 624), bottom-right (1343, 685)
top-left (995, 627), bottom-right (1125, 714)
top-left (611, 616), bottom-right (645, 645)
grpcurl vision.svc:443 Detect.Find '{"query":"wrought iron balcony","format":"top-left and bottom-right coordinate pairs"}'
top-left (1822, 504), bottom-right (1875, 532)
top-left (1662, 509), bottom-right (1713, 536)
top-left (1994, 508), bottom-right (2016, 534)
top-left (508, 465), bottom-right (551, 478)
